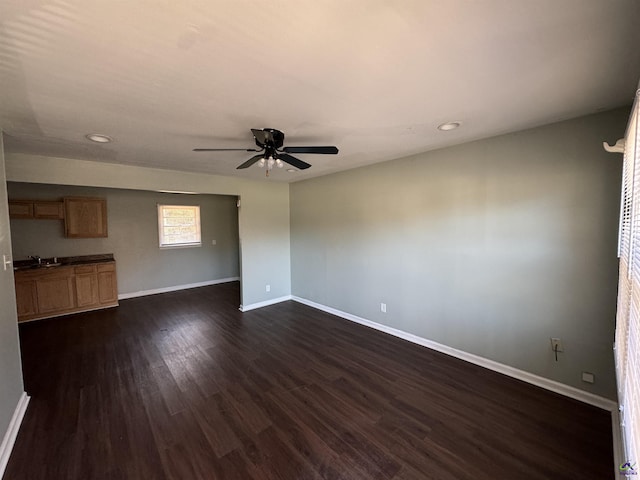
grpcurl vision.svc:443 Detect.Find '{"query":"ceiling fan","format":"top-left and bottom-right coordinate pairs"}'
top-left (193, 128), bottom-right (339, 175)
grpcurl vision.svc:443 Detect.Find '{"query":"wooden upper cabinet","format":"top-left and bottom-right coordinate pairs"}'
top-left (9, 200), bottom-right (64, 219)
top-left (10, 196), bottom-right (107, 236)
top-left (34, 201), bottom-right (64, 219)
top-left (8, 200), bottom-right (34, 218)
top-left (64, 197), bottom-right (108, 238)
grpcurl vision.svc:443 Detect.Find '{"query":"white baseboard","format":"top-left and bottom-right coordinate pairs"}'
top-left (118, 277), bottom-right (240, 300)
top-left (291, 295), bottom-right (618, 412)
top-left (0, 392), bottom-right (30, 479)
top-left (240, 295), bottom-right (292, 312)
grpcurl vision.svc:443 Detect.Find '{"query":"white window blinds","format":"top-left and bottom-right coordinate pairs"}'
top-left (157, 204), bottom-right (202, 248)
top-left (616, 87), bottom-right (640, 465)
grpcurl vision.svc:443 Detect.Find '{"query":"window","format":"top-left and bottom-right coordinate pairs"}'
top-left (157, 204), bottom-right (201, 248)
top-left (616, 87), bottom-right (640, 466)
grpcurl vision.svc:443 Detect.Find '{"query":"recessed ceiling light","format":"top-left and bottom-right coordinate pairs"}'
top-left (85, 133), bottom-right (112, 143)
top-left (286, 169), bottom-right (296, 173)
top-left (437, 122), bottom-right (461, 131)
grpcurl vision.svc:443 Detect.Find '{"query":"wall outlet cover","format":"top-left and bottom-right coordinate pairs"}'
top-left (582, 372), bottom-right (595, 384)
top-left (550, 337), bottom-right (564, 352)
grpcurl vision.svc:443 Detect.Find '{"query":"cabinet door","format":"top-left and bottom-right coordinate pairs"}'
top-left (75, 272), bottom-right (99, 308)
top-left (15, 280), bottom-right (38, 319)
top-left (34, 201), bottom-right (64, 219)
top-left (97, 264), bottom-right (118, 305)
top-left (9, 201), bottom-right (34, 219)
top-left (64, 197), bottom-right (108, 238)
top-left (36, 273), bottom-right (75, 314)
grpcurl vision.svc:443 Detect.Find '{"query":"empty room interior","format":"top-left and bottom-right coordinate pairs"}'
top-left (1, 2), bottom-right (640, 479)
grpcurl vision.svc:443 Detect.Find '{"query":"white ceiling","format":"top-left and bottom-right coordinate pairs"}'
top-left (1, 1), bottom-right (639, 182)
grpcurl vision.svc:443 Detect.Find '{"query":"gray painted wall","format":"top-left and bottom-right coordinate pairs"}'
top-left (0, 134), bottom-right (25, 444)
top-left (290, 108), bottom-right (628, 400)
top-left (7, 183), bottom-right (239, 295)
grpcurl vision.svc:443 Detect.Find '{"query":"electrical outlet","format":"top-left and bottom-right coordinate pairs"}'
top-left (211, 239), bottom-right (216, 245)
top-left (265, 284), bottom-right (270, 292)
top-left (582, 372), bottom-right (595, 384)
top-left (380, 303), bottom-right (387, 313)
top-left (550, 338), bottom-right (563, 352)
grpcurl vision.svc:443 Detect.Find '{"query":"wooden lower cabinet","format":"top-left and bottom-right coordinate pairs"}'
top-left (15, 261), bottom-right (118, 322)
top-left (35, 271), bottom-right (75, 314)
top-left (75, 266), bottom-right (99, 308)
top-left (15, 280), bottom-right (37, 318)
top-left (97, 264), bottom-right (118, 305)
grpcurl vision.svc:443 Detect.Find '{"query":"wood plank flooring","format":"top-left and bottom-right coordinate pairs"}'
top-left (5, 282), bottom-right (613, 479)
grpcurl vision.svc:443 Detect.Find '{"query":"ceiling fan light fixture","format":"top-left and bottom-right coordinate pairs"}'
top-left (437, 121), bottom-right (461, 131)
top-left (85, 133), bottom-right (112, 143)
top-left (194, 128), bottom-right (338, 174)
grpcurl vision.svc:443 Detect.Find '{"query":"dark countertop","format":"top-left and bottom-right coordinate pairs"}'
top-left (14, 253), bottom-right (115, 271)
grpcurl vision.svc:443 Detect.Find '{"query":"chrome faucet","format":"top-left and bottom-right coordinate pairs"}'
top-left (30, 255), bottom-right (42, 265)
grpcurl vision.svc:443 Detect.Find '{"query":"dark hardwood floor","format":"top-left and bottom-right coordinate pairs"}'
top-left (6, 282), bottom-right (613, 479)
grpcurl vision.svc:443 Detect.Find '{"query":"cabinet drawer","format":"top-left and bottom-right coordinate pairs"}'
top-left (75, 265), bottom-right (97, 274)
top-left (97, 263), bottom-right (115, 273)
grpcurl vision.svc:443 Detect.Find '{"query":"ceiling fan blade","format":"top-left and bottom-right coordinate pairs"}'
top-left (193, 148), bottom-right (260, 152)
top-left (282, 146), bottom-right (339, 155)
top-left (236, 154), bottom-right (265, 169)
top-left (279, 153), bottom-right (311, 170)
